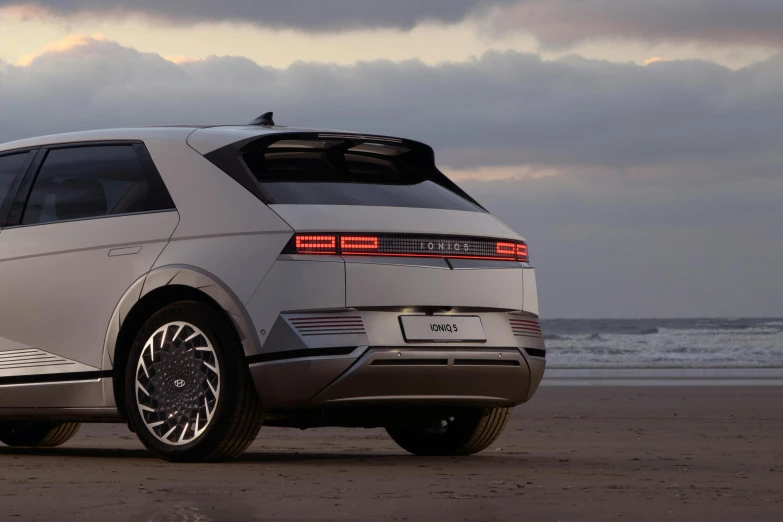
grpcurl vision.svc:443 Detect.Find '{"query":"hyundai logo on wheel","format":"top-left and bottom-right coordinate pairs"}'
top-left (174, 379), bottom-right (186, 388)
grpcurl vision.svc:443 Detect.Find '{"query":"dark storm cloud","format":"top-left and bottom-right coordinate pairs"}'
top-left (2, 40), bottom-right (783, 317)
top-left (6, 0), bottom-right (783, 48)
top-left (489, 0), bottom-right (783, 48)
top-left (3, 39), bottom-right (783, 172)
top-left (1, 0), bottom-right (518, 30)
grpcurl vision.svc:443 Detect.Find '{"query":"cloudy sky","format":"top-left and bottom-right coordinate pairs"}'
top-left (1, 0), bottom-right (782, 318)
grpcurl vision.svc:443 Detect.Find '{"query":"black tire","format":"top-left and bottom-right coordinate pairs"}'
top-left (125, 300), bottom-right (263, 462)
top-left (386, 407), bottom-right (512, 456)
top-left (0, 421), bottom-right (81, 448)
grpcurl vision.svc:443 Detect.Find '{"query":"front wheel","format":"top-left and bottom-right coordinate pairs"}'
top-left (125, 301), bottom-right (263, 462)
top-left (386, 407), bottom-right (512, 456)
top-left (0, 421), bottom-right (81, 448)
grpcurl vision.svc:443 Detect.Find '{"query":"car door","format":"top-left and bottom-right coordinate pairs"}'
top-left (0, 148), bottom-right (37, 349)
top-left (0, 142), bottom-right (179, 407)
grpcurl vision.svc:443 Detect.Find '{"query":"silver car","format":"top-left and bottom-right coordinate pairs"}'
top-left (0, 114), bottom-right (545, 461)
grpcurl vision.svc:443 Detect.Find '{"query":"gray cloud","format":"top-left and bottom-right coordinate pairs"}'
top-left (6, 0), bottom-right (783, 48)
top-left (2, 40), bottom-right (782, 317)
top-left (457, 127), bottom-right (783, 317)
top-left (1, 0), bottom-right (517, 31)
top-left (467, 171), bottom-right (783, 318)
top-left (3, 40), bottom-right (783, 171)
top-left (488, 0), bottom-right (783, 48)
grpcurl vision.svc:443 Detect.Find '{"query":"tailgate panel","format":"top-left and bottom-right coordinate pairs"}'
top-left (269, 205), bottom-right (521, 240)
top-left (345, 261), bottom-right (523, 310)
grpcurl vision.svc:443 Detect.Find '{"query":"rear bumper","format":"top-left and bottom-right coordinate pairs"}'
top-left (250, 345), bottom-right (546, 410)
top-left (244, 258), bottom-right (545, 411)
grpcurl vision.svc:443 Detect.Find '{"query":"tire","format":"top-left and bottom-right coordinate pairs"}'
top-left (125, 300), bottom-right (263, 462)
top-left (386, 407), bottom-right (512, 456)
top-left (0, 421), bottom-right (81, 448)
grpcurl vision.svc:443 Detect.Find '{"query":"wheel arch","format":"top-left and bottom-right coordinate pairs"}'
top-left (103, 265), bottom-right (261, 419)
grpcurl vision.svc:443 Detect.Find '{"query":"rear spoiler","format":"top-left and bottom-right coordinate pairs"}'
top-left (202, 132), bottom-right (487, 212)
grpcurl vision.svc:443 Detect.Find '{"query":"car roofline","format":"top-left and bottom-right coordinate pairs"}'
top-left (0, 125), bottom-right (407, 154)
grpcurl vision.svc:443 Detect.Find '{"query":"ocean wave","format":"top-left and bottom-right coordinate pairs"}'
top-left (542, 318), bottom-right (783, 368)
top-left (656, 326), bottom-right (780, 336)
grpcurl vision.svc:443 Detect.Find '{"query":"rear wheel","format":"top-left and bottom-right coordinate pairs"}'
top-left (0, 421), bottom-right (81, 448)
top-left (125, 301), bottom-right (263, 462)
top-left (386, 407), bottom-right (512, 456)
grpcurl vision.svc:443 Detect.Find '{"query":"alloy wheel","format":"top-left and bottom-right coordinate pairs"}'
top-left (135, 322), bottom-right (220, 446)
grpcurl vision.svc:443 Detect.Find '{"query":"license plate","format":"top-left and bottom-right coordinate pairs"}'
top-left (399, 315), bottom-right (486, 343)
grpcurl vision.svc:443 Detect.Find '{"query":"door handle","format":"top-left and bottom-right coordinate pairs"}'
top-left (108, 246), bottom-right (143, 257)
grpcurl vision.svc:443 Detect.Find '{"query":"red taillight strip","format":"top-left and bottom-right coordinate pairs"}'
top-left (509, 315), bottom-right (541, 337)
top-left (289, 315), bottom-right (362, 321)
top-left (289, 234), bottom-right (528, 262)
top-left (296, 324), bottom-right (364, 332)
top-left (516, 243), bottom-right (529, 263)
top-left (341, 236), bottom-right (380, 251)
top-left (287, 315), bottom-right (367, 335)
top-left (333, 252), bottom-right (517, 261)
top-left (496, 242), bottom-right (515, 257)
top-left (291, 319), bottom-right (365, 324)
top-left (295, 235), bottom-right (337, 254)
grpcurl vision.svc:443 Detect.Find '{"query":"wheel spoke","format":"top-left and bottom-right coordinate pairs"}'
top-left (204, 397), bottom-right (213, 421)
top-left (178, 423), bottom-right (189, 443)
top-left (162, 425), bottom-right (177, 440)
top-left (136, 382), bottom-right (150, 396)
top-left (172, 324), bottom-right (184, 344)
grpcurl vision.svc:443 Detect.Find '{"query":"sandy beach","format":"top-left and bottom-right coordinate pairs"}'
top-left (0, 385), bottom-right (781, 521)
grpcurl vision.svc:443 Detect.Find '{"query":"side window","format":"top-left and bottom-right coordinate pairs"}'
top-left (0, 152), bottom-right (29, 209)
top-left (22, 145), bottom-right (174, 226)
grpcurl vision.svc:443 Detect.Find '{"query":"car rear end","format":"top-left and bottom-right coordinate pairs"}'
top-left (190, 128), bottom-right (545, 424)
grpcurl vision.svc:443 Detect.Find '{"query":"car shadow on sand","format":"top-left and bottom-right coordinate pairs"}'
top-left (0, 445), bottom-right (536, 466)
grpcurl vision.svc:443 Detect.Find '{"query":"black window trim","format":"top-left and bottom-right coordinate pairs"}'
top-left (0, 147), bottom-right (38, 227)
top-left (5, 140), bottom-right (177, 228)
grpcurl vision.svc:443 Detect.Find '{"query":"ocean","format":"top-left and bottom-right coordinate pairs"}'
top-left (540, 318), bottom-right (783, 368)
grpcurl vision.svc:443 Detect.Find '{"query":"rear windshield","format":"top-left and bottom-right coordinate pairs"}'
top-left (242, 138), bottom-right (482, 212)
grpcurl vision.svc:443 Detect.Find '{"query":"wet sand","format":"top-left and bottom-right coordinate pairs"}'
top-left (1, 386), bottom-right (781, 521)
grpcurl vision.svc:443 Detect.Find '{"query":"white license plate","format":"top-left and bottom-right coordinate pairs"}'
top-left (399, 315), bottom-right (486, 343)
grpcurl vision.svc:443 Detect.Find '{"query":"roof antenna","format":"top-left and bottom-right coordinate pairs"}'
top-left (249, 112), bottom-right (275, 126)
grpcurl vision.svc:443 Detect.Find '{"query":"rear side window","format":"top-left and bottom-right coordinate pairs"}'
top-left (242, 138), bottom-right (482, 212)
top-left (22, 145), bottom-right (175, 225)
top-left (0, 152), bottom-right (29, 209)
